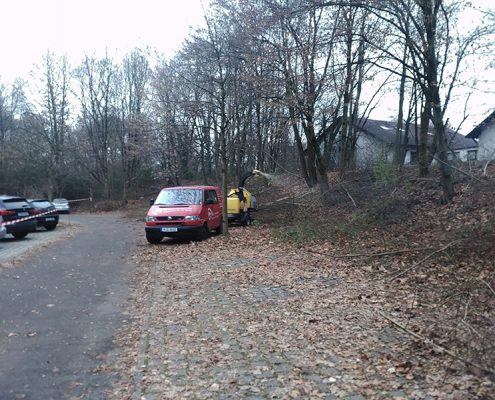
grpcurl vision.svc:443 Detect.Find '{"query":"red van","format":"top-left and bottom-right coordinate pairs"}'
top-left (145, 186), bottom-right (223, 243)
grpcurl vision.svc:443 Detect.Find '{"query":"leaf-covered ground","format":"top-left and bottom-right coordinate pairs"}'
top-left (110, 166), bottom-right (495, 399)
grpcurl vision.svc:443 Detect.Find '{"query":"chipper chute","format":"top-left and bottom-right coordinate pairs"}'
top-left (227, 169), bottom-right (261, 226)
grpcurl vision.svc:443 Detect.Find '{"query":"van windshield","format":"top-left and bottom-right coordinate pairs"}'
top-left (155, 189), bottom-right (202, 206)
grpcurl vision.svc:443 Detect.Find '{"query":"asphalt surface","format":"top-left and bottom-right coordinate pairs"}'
top-left (0, 218), bottom-right (72, 263)
top-left (0, 214), bottom-right (138, 400)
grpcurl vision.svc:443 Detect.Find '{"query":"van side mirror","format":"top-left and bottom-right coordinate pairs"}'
top-left (149, 198), bottom-right (155, 206)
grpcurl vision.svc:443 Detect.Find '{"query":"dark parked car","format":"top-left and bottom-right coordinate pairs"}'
top-left (28, 199), bottom-right (59, 230)
top-left (0, 195), bottom-right (37, 239)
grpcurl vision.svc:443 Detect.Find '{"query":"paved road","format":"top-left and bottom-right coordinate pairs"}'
top-left (0, 215), bottom-right (75, 263)
top-left (0, 214), bottom-right (138, 400)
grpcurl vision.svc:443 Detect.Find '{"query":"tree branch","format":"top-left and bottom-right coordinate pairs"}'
top-left (377, 310), bottom-right (495, 376)
top-left (388, 240), bottom-right (460, 282)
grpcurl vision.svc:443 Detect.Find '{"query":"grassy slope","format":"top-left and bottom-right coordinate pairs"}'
top-left (258, 165), bottom-right (495, 381)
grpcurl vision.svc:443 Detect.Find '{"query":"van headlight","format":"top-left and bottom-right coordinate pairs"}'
top-left (184, 215), bottom-right (200, 221)
top-left (145, 216), bottom-right (156, 222)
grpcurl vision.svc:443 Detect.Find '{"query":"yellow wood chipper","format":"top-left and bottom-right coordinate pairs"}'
top-left (227, 169), bottom-right (261, 226)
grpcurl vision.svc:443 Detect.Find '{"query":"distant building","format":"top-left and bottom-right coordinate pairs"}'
top-left (466, 111), bottom-right (495, 161)
top-left (354, 119), bottom-right (478, 168)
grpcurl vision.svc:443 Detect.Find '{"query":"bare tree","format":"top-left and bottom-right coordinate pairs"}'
top-left (118, 49), bottom-right (151, 201)
top-left (256, 1), bottom-right (341, 198)
top-left (316, 0), bottom-right (494, 202)
top-left (27, 52), bottom-right (70, 198)
top-left (0, 80), bottom-right (27, 192)
top-left (74, 54), bottom-right (117, 198)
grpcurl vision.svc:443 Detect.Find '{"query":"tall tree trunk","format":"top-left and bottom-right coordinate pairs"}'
top-left (291, 114), bottom-right (312, 187)
top-left (286, 77), bottom-right (312, 185)
top-left (424, 0), bottom-right (454, 203)
top-left (304, 114), bottom-right (330, 202)
top-left (418, 102), bottom-right (430, 177)
top-left (220, 90), bottom-right (229, 235)
top-left (394, 44), bottom-right (408, 166)
top-left (302, 119), bottom-right (319, 185)
top-left (340, 11), bottom-right (354, 171)
top-left (431, 96), bottom-right (454, 203)
top-left (255, 101), bottom-right (264, 171)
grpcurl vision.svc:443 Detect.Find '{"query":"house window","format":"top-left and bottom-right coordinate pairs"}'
top-left (467, 150), bottom-right (478, 161)
top-left (447, 151), bottom-right (460, 161)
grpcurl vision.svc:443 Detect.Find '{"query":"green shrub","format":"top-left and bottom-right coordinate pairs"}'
top-left (275, 217), bottom-right (366, 247)
top-left (277, 222), bottom-right (328, 247)
top-left (373, 158), bottom-right (399, 184)
top-left (337, 214), bottom-right (367, 236)
top-left (354, 196), bottom-right (411, 226)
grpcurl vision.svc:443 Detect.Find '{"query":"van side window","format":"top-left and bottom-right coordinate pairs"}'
top-left (205, 190), bottom-right (218, 204)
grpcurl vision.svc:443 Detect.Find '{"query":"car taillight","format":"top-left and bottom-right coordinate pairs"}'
top-left (29, 209), bottom-right (42, 215)
top-left (0, 209), bottom-right (15, 216)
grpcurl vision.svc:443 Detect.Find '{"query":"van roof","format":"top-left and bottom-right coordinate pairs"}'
top-left (163, 186), bottom-right (220, 190)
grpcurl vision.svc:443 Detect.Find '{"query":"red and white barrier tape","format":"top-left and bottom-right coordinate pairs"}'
top-left (67, 198), bottom-right (91, 203)
top-left (1, 209), bottom-right (58, 227)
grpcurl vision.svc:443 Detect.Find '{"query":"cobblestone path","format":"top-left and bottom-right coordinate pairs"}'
top-left (126, 231), bottom-right (412, 400)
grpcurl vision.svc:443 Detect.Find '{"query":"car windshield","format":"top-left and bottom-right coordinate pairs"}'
top-left (53, 198), bottom-right (68, 204)
top-left (154, 189), bottom-right (202, 206)
top-left (31, 200), bottom-right (53, 208)
top-left (3, 198), bottom-right (30, 209)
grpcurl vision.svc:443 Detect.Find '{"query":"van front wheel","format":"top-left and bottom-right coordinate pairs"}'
top-left (200, 224), bottom-right (209, 240)
top-left (146, 232), bottom-right (162, 244)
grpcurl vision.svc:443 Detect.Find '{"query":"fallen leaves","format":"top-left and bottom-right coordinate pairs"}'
top-left (108, 168), bottom-right (495, 399)
top-left (108, 224), bottom-right (492, 398)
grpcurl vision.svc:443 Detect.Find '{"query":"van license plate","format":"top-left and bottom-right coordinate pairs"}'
top-left (161, 227), bottom-right (178, 232)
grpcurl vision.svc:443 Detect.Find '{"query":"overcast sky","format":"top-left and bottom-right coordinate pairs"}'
top-left (0, 0), bottom-right (208, 83)
top-left (0, 0), bottom-right (493, 132)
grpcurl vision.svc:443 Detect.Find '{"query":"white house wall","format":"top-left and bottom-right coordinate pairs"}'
top-left (404, 150), bottom-right (413, 164)
top-left (357, 142), bottom-right (478, 168)
top-left (354, 127), bottom-right (480, 169)
top-left (355, 134), bottom-right (393, 168)
top-left (478, 123), bottom-right (495, 160)
top-left (456, 148), bottom-right (479, 162)
top-left (404, 148), bottom-right (477, 165)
